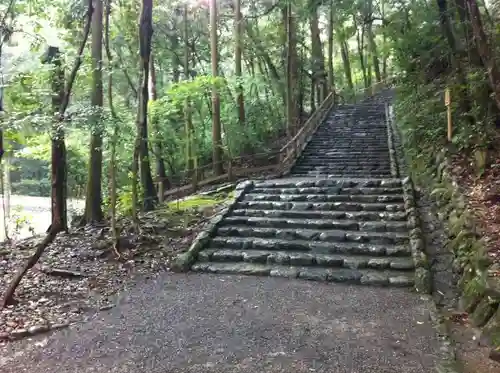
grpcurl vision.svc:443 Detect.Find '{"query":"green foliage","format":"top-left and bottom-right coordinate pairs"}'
top-left (11, 179), bottom-right (51, 196)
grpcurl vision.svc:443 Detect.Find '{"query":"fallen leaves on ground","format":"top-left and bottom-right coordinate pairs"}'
top-left (0, 192), bottom-right (232, 343)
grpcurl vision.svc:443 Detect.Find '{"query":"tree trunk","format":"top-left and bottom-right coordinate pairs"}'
top-left (367, 23), bottom-right (382, 83)
top-left (235, 0), bottom-right (245, 129)
top-left (149, 54), bottom-right (169, 195)
top-left (1, 0), bottom-right (93, 308)
top-left (184, 5), bottom-right (196, 183)
top-left (309, 1), bottom-right (327, 102)
top-left (47, 47), bottom-right (68, 233)
top-left (466, 0), bottom-right (500, 111)
top-left (137, 0), bottom-right (157, 211)
top-left (285, 2), bottom-right (299, 136)
top-left (327, 0), bottom-right (335, 92)
top-left (84, 0), bottom-right (104, 224)
top-left (340, 39), bottom-right (354, 90)
top-left (210, 0), bottom-right (223, 175)
top-left (437, 0), bottom-right (473, 118)
top-left (104, 0), bottom-right (120, 254)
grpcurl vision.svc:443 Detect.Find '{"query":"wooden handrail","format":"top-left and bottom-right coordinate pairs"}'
top-left (279, 91), bottom-right (334, 154)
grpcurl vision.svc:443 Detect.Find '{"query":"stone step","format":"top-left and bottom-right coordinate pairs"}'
top-left (243, 193), bottom-right (403, 203)
top-left (191, 262), bottom-right (414, 287)
top-left (291, 172), bottom-right (394, 178)
top-left (208, 236), bottom-right (411, 256)
top-left (221, 216), bottom-right (409, 232)
top-left (300, 151), bottom-right (390, 157)
top-left (292, 166), bottom-right (392, 172)
top-left (250, 187), bottom-right (403, 195)
top-left (294, 160), bottom-right (391, 167)
top-left (216, 226), bottom-right (409, 245)
top-left (231, 209), bottom-right (408, 221)
top-left (253, 179), bottom-right (402, 188)
top-left (199, 249), bottom-right (414, 270)
top-left (235, 201), bottom-right (405, 212)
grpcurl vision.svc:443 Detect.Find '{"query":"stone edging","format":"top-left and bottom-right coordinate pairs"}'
top-left (430, 150), bottom-right (500, 361)
top-left (387, 103), bottom-right (431, 294)
top-left (170, 180), bottom-right (255, 272)
top-left (384, 103), bottom-right (399, 178)
top-left (423, 295), bottom-right (461, 373)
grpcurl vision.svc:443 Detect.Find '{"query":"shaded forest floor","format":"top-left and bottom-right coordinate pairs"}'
top-left (0, 184), bottom-right (237, 343)
top-left (437, 151), bottom-right (500, 373)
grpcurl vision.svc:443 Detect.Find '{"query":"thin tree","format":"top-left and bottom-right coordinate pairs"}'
top-left (1, 1), bottom-right (93, 308)
top-left (210, 0), bottom-right (223, 175)
top-left (84, 0), bottom-right (104, 224)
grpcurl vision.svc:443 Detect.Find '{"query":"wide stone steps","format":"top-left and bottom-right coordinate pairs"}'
top-left (191, 262), bottom-right (413, 287)
top-left (197, 249), bottom-right (414, 271)
top-left (208, 236), bottom-right (411, 256)
top-left (292, 171), bottom-right (393, 178)
top-left (235, 201), bottom-right (405, 212)
top-left (191, 178), bottom-right (415, 287)
top-left (231, 209), bottom-right (408, 221)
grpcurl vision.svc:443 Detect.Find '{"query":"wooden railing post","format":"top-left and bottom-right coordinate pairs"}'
top-left (227, 159), bottom-right (233, 181)
top-left (158, 181), bottom-right (164, 203)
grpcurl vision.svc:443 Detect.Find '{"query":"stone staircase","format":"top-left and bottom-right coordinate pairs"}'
top-left (190, 92), bottom-right (417, 288)
top-left (291, 103), bottom-right (393, 178)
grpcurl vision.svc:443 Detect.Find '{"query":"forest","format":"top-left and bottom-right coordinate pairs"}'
top-left (1, 0), bottom-right (500, 359)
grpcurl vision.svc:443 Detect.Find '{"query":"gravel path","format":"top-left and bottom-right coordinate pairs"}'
top-left (1, 272), bottom-right (445, 373)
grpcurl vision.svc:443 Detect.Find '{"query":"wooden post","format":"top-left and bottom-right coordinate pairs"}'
top-left (157, 181), bottom-right (164, 203)
top-left (445, 88), bottom-right (452, 142)
top-left (227, 159), bottom-right (233, 181)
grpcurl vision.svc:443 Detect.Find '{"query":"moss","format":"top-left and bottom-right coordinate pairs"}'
top-left (166, 191), bottom-right (235, 211)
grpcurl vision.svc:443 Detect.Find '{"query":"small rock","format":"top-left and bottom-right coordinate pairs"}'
top-left (99, 304), bottom-right (114, 311)
top-left (11, 329), bottom-right (28, 338)
top-left (0, 332), bottom-right (10, 340)
top-left (28, 325), bottom-right (49, 335)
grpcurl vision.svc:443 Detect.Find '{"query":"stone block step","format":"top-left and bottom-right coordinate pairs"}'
top-left (191, 262), bottom-right (414, 287)
top-left (292, 167), bottom-right (392, 173)
top-left (301, 151), bottom-right (390, 157)
top-left (231, 209), bottom-right (408, 221)
top-left (293, 161), bottom-right (391, 168)
top-left (291, 172), bottom-right (394, 178)
top-left (243, 193), bottom-right (403, 203)
top-left (250, 186), bottom-right (403, 195)
top-left (216, 226), bottom-right (408, 245)
top-left (221, 216), bottom-right (409, 232)
top-left (209, 236), bottom-right (411, 256)
top-left (198, 248), bottom-right (414, 270)
top-left (253, 179), bottom-right (402, 189)
top-left (235, 200), bottom-right (405, 212)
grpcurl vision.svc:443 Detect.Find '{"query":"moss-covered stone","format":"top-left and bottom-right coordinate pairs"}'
top-left (483, 307), bottom-right (500, 347)
top-left (471, 297), bottom-right (499, 327)
top-left (414, 267), bottom-right (432, 294)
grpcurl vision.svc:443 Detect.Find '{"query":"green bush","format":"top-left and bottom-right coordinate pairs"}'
top-left (11, 179), bottom-right (51, 197)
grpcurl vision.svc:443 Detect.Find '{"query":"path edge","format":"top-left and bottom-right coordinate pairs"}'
top-left (387, 103), bottom-right (431, 294)
top-left (170, 180), bottom-right (255, 272)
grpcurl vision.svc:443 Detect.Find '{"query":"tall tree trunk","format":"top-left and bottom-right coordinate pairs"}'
top-left (340, 39), bottom-right (354, 90)
top-left (47, 47), bottom-right (67, 233)
top-left (84, 0), bottom-right (104, 224)
top-left (184, 4), bottom-right (195, 180)
top-left (1, 1), bottom-right (93, 308)
top-left (437, 0), bottom-right (473, 118)
top-left (285, 2), bottom-right (299, 136)
top-left (210, 0), bottom-right (223, 175)
top-left (327, 0), bottom-right (335, 91)
top-left (367, 23), bottom-right (381, 83)
top-left (234, 0), bottom-right (245, 129)
top-left (104, 0), bottom-right (120, 254)
top-left (310, 1), bottom-right (327, 102)
top-left (149, 54), bottom-right (169, 195)
top-left (137, 0), bottom-right (157, 211)
top-left (466, 0), bottom-right (500, 111)
top-left (355, 18), bottom-right (368, 89)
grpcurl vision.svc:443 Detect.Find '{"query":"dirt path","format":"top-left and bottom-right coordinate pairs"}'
top-left (0, 272), bottom-right (447, 373)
